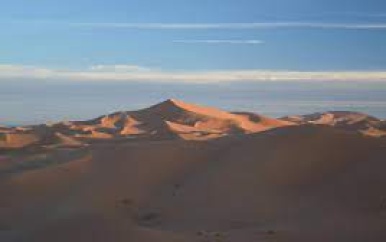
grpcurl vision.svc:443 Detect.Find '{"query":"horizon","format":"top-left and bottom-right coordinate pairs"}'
top-left (1, 81), bottom-right (386, 126)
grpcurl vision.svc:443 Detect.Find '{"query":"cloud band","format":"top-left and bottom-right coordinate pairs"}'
top-left (172, 40), bottom-right (264, 44)
top-left (1, 64), bottom-right (386, 83)
top-left (70, 22), bottom-right (386, 30)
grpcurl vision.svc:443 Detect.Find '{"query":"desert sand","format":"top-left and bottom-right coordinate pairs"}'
top-left (1, 100), bottom-right (386, 242)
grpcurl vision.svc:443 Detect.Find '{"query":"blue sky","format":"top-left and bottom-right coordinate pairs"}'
top-left (1, 0), bottom-right (386, 124)
top-left (0, 0), bottom-right (386, 81)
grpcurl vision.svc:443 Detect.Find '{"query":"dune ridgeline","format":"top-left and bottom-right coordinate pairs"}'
top-left (1, 99), bottom-right (386, 242)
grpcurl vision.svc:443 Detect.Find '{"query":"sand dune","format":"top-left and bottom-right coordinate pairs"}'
top-left (2, 100), bottom-right (384, 150)
top-left (0, 131), bottom-right (42, 149)
top-left (88, 99), bottom-right (291, 139)
top-left (0, 99), bottom-right (292, 148)
top-left (282, 111), bottom-right (386, 137)
top-left (1, 100), bottom-right (386, 241)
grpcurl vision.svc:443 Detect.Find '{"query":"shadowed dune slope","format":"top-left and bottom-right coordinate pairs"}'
top-left (1, 125), bottom-right (385, 242)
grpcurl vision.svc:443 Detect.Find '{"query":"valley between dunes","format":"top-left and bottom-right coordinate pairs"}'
top-left (1, 100), bottom-right (386, 242)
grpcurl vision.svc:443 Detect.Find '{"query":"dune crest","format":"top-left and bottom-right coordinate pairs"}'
top-left (1, 100), bottom-right (385, 150)
top-left (1, 99), bottom-right (292, 148)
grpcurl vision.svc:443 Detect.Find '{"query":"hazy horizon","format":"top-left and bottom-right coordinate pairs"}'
top-left (1, 80), bottom-right (386, 126)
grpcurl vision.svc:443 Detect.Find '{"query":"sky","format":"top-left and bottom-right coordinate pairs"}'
top-left (1, 0), bottom-right (386, 124)
top-left (0, 0), bottom-right (386, 82)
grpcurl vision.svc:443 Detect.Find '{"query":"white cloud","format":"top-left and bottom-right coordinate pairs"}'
top-left (1, 64), bottom-right (386, 83)
top-left (172, 40), bottom-right (264, 45)
top-left (8, 19), bottom-right (386, 30)
top-left (70, 22), bottom-right (386, 30)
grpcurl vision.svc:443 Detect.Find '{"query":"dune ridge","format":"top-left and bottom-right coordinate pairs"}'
top-left (1, 99), bottom-right (384, 150)
top-left (1, 99), bottom-right (292, 148)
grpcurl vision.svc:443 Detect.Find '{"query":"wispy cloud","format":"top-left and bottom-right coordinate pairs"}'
top-left (172, 40), bottom-right (264, 45)
top-left (89, 65), bottom-right (150, 72)
top-left (324, 11), bottom-right (386, 18)
top-left (9, 20), bottom-right (386, 30)
top-left (1, 64), bottom-right (386, 83)
top-left (69, 22), bottom-right (386, 30)
top-left (256, 12), bottom-right (386, 19)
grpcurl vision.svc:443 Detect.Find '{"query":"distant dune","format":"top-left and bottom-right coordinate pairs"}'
top-left (282, 111), bottom-right (386, 137)
top-left (1, 100), bottom-right (386, 242)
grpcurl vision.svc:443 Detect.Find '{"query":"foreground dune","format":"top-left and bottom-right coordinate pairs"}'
top-left (1, 100), bottom-right (386, 241)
